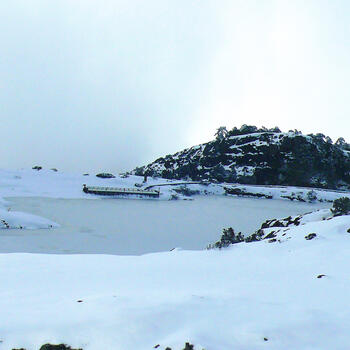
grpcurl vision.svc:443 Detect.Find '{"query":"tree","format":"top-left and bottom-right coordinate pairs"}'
top-left (325, 136), bottom-right (333, 144)
top-left (239, 124), bottom-right (258, 134)
top-left (270, 126), bottom-right (281, 133)
top-left (331, 197), bottom-right (350, 216)
top-left (335, 137), bottom-right (346, 148)
top-left (215, 126), bottom-right (228, 140)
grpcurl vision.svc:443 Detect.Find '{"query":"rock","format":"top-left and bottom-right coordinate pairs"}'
top-left (96, 173), bottom-right (115, 178)
top-left (272, 220), bottom-right (283, 227)
top-left (39, 344), bottom-right (82, 350)
top-left (305, 233), bottom-right (317, 240)
top-left (265, 231), bottom-right (276, 239)
top-left (224, 187), bottom-right (272, 199)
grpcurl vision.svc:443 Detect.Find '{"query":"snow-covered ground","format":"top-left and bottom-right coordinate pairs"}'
top-left (2, 211), bottom-right (350, 350)
top-left (1, 168), bottom-right (350, 349)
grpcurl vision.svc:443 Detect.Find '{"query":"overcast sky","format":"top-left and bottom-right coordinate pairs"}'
top-left (1, 0), bottom-right (350, 173)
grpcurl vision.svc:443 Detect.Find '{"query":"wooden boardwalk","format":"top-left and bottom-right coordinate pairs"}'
top-left (83, 185), bottom-right (160, 198)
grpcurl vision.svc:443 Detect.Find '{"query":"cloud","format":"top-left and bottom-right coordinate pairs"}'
top-left (189, 0), bottom-right (350, 145)
top-left (0, 0), bottom-right (225, 172)
top-left (1, 1), bottom-right (349, 172)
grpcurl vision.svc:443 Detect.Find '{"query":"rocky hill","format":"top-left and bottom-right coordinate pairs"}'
top-left (133, 125), bottom-right (350, 189)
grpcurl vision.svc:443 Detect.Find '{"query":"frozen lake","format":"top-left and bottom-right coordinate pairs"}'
top-left (3, 196), bottom-right (330, 255)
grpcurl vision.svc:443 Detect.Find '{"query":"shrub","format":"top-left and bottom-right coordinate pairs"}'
top-left (331, 197), bottom-right (350, 216)
top-left (173, 185), bottom-right (200, 197)
top-left (208, 227), bottom-right (244, 249)
top-left (134, 166), bottom-right (145, 176)
top-left (307, 190), bottom-right (317, 202)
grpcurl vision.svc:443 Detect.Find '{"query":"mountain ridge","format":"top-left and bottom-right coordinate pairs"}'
top-left (133, 125), bottom-right (350, 190)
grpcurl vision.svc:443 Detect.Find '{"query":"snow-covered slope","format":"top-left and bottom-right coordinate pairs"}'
top-left (133, 127), bottom-right (350, 190)
top-left (1, 211), bottom-right (350, 350)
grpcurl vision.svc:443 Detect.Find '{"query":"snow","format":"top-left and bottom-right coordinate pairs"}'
top-left (229, 139), bottom-right (269, 150)
top-left (223, 183), bottom-right (350, 203)
top-left (1, 168), bottom-right (350, 349)
top-left (2, 213), bottom-right (350, 349)
top-left (227, 131), bottom-right (280, 140)
top-left (0, 207), bottom-right (58, 230)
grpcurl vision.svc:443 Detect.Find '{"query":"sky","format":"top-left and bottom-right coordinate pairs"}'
top-left (1, 0), bottom-right (350, 173)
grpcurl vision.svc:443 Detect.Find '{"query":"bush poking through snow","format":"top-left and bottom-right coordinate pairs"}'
top-left (155, 343), bottom-right (199, 350)
top-left (173, 186), bottom-right (200, 197)
top-left (208, 227), bottom-right (245, 249)
top-left (1, 219), bottom-right (10, 229)
top-left (244, 229), bottom-right (265, 243)
top-left (307, 190), bottom-right (318, 202)
top-left (331, 197), bottom-right (350, 216)
top-left (182, 343), bottom-right (194, 350)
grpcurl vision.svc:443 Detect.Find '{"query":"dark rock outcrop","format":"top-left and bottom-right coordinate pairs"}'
top-left (305, 233), bottom-right (317, 240)
top-left (39, 344), bottom-right (82, 350)
top-left (96, 173), bottom-right (115, 179)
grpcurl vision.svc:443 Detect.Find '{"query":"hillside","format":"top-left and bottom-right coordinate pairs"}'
top-left (133, 126), bottom-right (350, 189)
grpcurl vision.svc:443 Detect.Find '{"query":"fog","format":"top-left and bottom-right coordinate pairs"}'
top-left (1, 1), bottom-right (350, 173)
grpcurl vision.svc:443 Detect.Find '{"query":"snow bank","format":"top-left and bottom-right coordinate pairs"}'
top-left (0, 208), bottom-right (59, 229)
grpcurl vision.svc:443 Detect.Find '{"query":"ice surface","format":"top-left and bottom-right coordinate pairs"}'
top-left (3, 196), bottom-right (329, 255)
